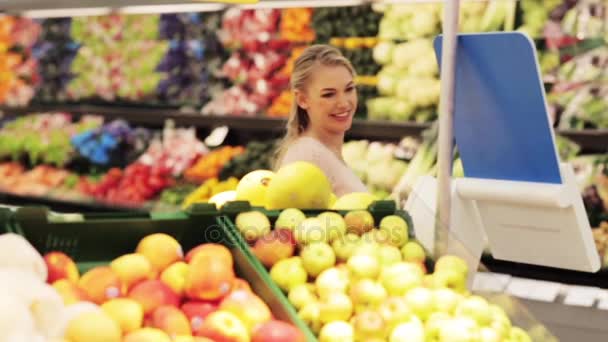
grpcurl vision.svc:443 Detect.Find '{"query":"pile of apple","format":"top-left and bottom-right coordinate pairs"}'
top-left (235, 209), bottom-right (533, 342)
top-left (42, 233), bottom-right (305, 342)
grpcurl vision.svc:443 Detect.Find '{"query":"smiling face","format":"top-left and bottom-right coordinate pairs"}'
top-left (295, 63), bottom-right (357, 135)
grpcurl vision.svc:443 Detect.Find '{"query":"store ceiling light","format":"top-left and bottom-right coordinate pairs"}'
top-left (120, 3), bottom-right (226, 14)
top-left (22, 7), bottom-right (112, 18)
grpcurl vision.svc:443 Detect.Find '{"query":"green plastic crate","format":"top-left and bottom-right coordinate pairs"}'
top-left (219, 200), bottom-right (426, 342)
top-left (1, 203), bottom-right (311, 337)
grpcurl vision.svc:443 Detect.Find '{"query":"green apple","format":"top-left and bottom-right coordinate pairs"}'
top-left (298, 301), bottom-right (322, 334)
top-left (439, 317), bottom-right (481, 342)
top-left (331, 233), bottom-right (360, 261)
top-left (351, 310), bottom-right (386, 341)
top-left (432, 288), bottom-right (463, 314)
top-left (270, 256), bottom-right (307, 292)
top-left (347, 253), bottom-right (380, 279)
top-left (319, 292), bottom-right (353, 324)
top-left (349, 279), bottom-right (387, 313)
top-left (378, 297), bottom-right (413, 333)
top-left (509, 327), bottom-right (532, 342)
top-left (294, 217), bottom-right (325, 245)
top-left (378, 263), bottom-right (423, 296)
top-left (379, 215), bottom-right (409, 247)
top-left (317, 211), bottom-right (347, 242)
top-left (434, 255), bottom-right (468, 277)
top-left (319, 321), bottom-right (354, 342)
top-left (344, 210), bottom-right (375, 236)
top-left (352, 241), bottom-right (380, 258)
top-left (275, 208), bottom-right (306, 231)
top-left (288, 283), bottom-right (318, 310)
top-left (425, 312), bottom-right (451, 341)
top-left (480, 327), bottom-right (501, 342)
top-left (378, 245), bottom-right (402, 266)
top-left (431, 268), bottom-right (467, 293)
top-left (404, 287), bottom-right (435, 321)
top-left (455, 295), bottom-right (492, 327)
top-left (315, 267), bottom-right (350, 299)
top-left (301, 242), bottom-right (336, 277)
top-left (361, 229), bottom-right (391, 245)
top-left (489, 305), bottom-right (512, 338)
top-left (389, 316), bottom-right (424, 342)
top-left (235, 210), bottom-right (271, 242)
top-left (400, 241), bottom-right (426, 263)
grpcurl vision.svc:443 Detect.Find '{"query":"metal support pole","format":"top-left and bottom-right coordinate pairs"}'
top-left (435, 0), bottom-right (460, 257)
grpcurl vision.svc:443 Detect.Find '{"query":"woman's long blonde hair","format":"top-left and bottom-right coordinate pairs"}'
top-left (273, 44), bottom-right (357, 170)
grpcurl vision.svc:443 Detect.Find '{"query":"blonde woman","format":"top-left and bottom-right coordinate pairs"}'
top-left (274, 44), bottom-right (368, 197)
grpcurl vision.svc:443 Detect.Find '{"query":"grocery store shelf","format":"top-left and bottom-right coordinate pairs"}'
top-left (0, 104), bottom-right (431, 142)
top-left (0, 191), bottom-right (146, 213)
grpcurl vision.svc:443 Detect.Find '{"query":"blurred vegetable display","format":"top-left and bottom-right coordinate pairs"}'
top-left (32, 18), bottom-right (79, 103)
top-left (0, 16), bottom-right (41, 107)
top-left (67, 14), bottom-right (169, 102)
top-left (313, 5), bottom-right (382, 41)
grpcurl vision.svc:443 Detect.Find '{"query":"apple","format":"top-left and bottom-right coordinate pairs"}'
top-left (298, 302), bottom-right (322, 334)
top-left (288, 284), bottom-right (318, 310)
top-left (344, 210), bottom-right (374, 236)
top-left (434, 255), bottom-right (468, 277)
top-left (431, 268), bottom-right (467, 293)
top-left (181, 301), bottom-right (218, 335)
top-left (315, 266), bottom-right (350, 299)
top-left (379, 263), bottom-right (423, 296)
top-left (425, 312), bottom-right (451, 342)
top-left (347, 253), bottom-right (380, 280)
top-left (379, 215), bottom-right (409, 247)
top-left (301, 242), bottom-right (336, 277)
top-left (198, 311), bottom-right (249, 342)
top-left (319, 292), bottom-right (353, 324)
top-left (509, 327), bottom-right (532, 342)
top-left (331, 233), bottom-right (360, 262)
top-left (318, 321), bottom-right (354, 342)
top-left (351, 241), bottom-right (380, 258)
top-left (294, 217), bottom-right (325, 245)
top-left (317, 211), bottom-right (347, 242)
top-left (400, 241), bottom-right (426, 263)
top-left (432, 288), bottom-right (463, 314)
top-left (44, 252), bottom-right (79, 284)
top-left (378, 297), bottom-right (413, 333)
top-left (101, 298), bottom-right (144, 334)
top-left (480, 327), bottom-right (501, 342)
top-left (251, 320), bottom-right (305, 342)
top-left (389, 316), bottom-right (424, 342)
top-left (351, 310), bottom-right (386, 341)
top-left (275, 208), bottom-right (306, 231)
top-left (361, 229), bottom-right (391, 245)
top-left (439, 317), bottom-right (481, 342)
top-left (378, 245), bottom-right (402, 266)
top-left (270, 257), bottom-right (308, 292)
top-left (488, 305), bottom-right (512, 339)
top-left (252, 229), bottom-right (296, 268)
top-left (235, 211), bottom-right (271, 242)
top-left (349, 279), bottom-right (387, 313)
top-left (404, 287), bottom-right (434, 321)
top-left (219, 290), bottom-right (272, 333)
top-left (455, 295), bottom-right (492, 327)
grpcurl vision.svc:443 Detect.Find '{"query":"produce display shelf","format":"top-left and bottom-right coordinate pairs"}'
top-left (0, 104), bottom-right (432, 142)
top-left (0, 191), bottom-right (147, 213)
top-left (3, 104), bottom-right (608, 149)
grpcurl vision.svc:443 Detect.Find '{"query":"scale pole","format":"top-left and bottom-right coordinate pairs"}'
top-left (435, 0), bottom-right (460, 257)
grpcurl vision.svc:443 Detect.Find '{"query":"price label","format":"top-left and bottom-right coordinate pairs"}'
top-left (506, 277), bottom-right (561, 302)
top-left (563, 285), bottom-right (602, 307)
top-left (472, 272), bottom-right (511, 293)
top-left (205, 126), bottom-right (229, 147)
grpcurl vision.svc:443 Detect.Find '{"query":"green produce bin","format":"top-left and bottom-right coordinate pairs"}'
top-left (1, 203), bottom-right (314, 341)
top-left (218, 200), bottom-right (424, 341)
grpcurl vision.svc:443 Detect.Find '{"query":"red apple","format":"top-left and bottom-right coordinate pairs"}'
top-left (198, 311), bottom-right (249, 342)
top-left (44, 252), bottom-right (79, 283)
top-left (252, 320), bottom-right (305, 342)
top-left (128, 280), bottom-right (180, 315)
top-left (252, 230), bottom-right (296, 268)
top-left (181, 301), bottom-right (218, 335)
